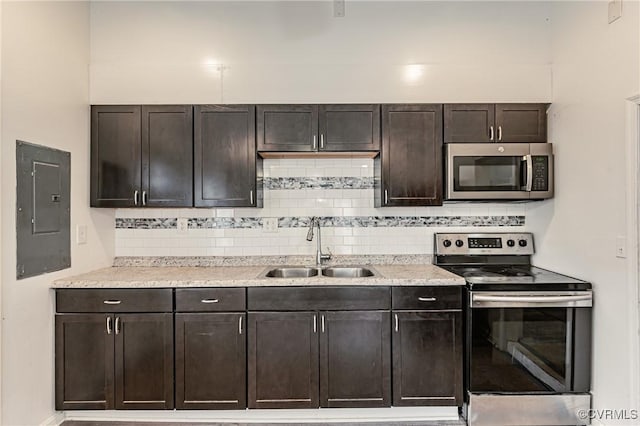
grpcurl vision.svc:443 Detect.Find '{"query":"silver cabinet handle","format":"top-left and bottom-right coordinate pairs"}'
top-left (313, 135), bottom-right (317, 150)
top-left (313, 315), bottom-right (317, 333)
top-left (489, 125), bottom-right (494, 141)
top-left (201, 299), bottom-right (219, 304)
top-left (250, 190), bottom-right (254, 205)
top-left (384, 190), bottom-right (389, 204)
top-left (394, 314), bottom-right (399, 333)
top-left (106, 317), bottom-right (112, 335)
top-left (320, 134), bottom-right (324, 149)
top-left (103, 300), bottom-right (121, 305)
top-left (142, 191), bottom-right (147, 206)
top-left (134, 190), bottom-right (139, 206)
top-left (115, 317), bottom-right (120, 335)
top-left (498, 125), bottom-right (503, 141)
top-left (418, 297), bottom-right (437, 302)
top-left (321, 315), bottom-right (325, 333)
top-left (239, 316), bottom-right (243, 335)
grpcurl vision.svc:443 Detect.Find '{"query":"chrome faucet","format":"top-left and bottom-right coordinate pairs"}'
top-left (306, 216), bottom-right (332, 267)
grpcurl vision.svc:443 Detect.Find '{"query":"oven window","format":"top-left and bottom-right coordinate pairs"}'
top-left (469, 307), bottom-right (570, 393)
top-left (454, 156), bottom-right (523, 191)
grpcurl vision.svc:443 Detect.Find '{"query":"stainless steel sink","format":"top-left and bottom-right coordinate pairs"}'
top-left (265, 267), bottom-right (319, 278)
top-left (321, 267), bottom-right (375, 278)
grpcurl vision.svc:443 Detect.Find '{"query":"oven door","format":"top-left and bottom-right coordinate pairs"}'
top-left (467, 291), bottom-right (592, 394)
top-left (446, 143), bottom-right (553, 200)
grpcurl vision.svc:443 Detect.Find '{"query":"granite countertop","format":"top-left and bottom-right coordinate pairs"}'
top-left (52, 256), bottom-right (465, 288)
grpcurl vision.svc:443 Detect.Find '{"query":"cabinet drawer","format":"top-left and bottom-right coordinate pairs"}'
top-left (392, 287), bottom-right (462, 310)
top-left (248, 286), bottom-right (390, 311)
top-left (175, 288), bottom-right (245, 312)
top-left (56, 289), bottom-right (173, 313)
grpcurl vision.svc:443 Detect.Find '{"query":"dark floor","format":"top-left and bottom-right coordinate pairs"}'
top-left (62, 421), bottom-right (466, 426)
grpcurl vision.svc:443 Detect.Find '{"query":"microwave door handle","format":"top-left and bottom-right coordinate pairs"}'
top-left (525, 154), bottom-right (533, 192)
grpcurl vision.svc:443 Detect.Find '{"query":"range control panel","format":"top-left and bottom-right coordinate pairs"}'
top-left (435, 233), bottom-right (535, 256)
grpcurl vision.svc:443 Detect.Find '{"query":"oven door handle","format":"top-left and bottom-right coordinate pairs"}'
top-left (471, 293), bottom-right (592, 308)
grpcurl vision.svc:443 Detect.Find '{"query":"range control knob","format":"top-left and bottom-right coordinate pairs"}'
top-left (519, 239), bottom-right (528, 247)
top-left (443, 239), bottom-right (452, 248)
top-left (455, 239), bottom-right (464, 247)
top-left (507, 239), bottom-right (515, 247)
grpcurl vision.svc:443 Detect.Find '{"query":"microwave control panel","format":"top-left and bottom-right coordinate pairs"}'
top-left (531, 156), bottom-right (549, 192)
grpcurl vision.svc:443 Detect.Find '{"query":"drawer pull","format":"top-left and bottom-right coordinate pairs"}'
top-left (321, 315), bottom-right (325, 333)
top-left (418, 297), bottom-right (437, 302)
top-left (395, 314), bottom-right (399, 333)
top-left (313, 315), bottom-right (317, 333)
top-left (239, 316), bottom-right (243, 335)
top-left (201, 299), bottom-right (219, 304)
top-left (106, 317), bottom-right (112, 335)
top-left (115, 317), bottom-right (120, 335)
top-left (103, 300), bottom-right (121, 305)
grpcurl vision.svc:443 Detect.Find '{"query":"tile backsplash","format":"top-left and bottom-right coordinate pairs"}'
top-left (115, 158), bottom-right (527, 257)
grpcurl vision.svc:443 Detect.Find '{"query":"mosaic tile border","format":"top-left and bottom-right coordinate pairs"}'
top-left (116, 215), bottom-right (525, 229)
top-left (264, 177), bottom-right (374, 190)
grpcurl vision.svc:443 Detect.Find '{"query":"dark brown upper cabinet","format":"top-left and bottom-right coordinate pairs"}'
top-left (376, 104), bottom-right (443, 207)
top-left (194, 105), bottom-right (262, 207)
top-left (257, 104), bottom-right (380, 152)
top-left (444, 103), bottom-right (547, 143)
top-left (91, 105), bottom-right (193, 207)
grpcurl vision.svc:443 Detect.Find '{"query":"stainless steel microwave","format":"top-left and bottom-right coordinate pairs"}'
top-left (445, 143), bottom-right (553, 201)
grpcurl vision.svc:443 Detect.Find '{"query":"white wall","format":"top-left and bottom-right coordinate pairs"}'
top-left (0, 2), bottom-right (114, 425)
top-left (527, 1), bottom-right (640, 422)
top-left (91, 0), bottom-right (552, 258)
top-left (90, 1), bottom-right (553, 104)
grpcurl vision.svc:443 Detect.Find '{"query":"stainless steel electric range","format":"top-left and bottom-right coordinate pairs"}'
top-left (434, 232), bottom-right (592, 426)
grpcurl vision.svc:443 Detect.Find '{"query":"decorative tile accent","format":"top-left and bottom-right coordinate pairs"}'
top-left (115, 218), bottom-right (176, 229)
top-left (116, 215), bottom-right (525, 229)
top-left (264, 177), bottom-right (374, 190)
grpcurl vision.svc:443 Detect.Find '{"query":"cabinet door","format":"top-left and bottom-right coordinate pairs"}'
top-left (392, 311), bottom-right (462, 406)
top-left (379, 104), bottom-right (443, 206)
top-left (175, 313), bottom-right (246, 409)
top-left (257, 105), bottom-right (318, 152)
top-left (319, 311), bottom-right (391, 408)
top-left (55, 314), bottom-right (114, 410)
top-left (114, 313), bottom-right (173, 409)
top-left (444, 104), bottom-right (495, 143)
top-left (248, 312), bottom-right (319, 408)
top-left (91, 105), bottom-right (141, 207)
top-left (319, 104), bottom-right (380, 151)
top-left (141, 105), bottom-right (193, 207)
top-left (495, 103), bottom-right (547, 143)
top-left (194, 105), bottom-right (258, 207)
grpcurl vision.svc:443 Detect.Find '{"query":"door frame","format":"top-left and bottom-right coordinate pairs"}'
top-left (625, 94), bottom-right (640, 410)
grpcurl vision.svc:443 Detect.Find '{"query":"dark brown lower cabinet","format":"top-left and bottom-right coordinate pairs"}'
top-left (55, 313), bottom-right (173, 410)
top-left (392, 311), bottom-right (462, 406)
top-left (175, 313), bottom-right (246, 409)
top-left (247, 312), bottom-right (319, 409)
top-left (320, 311), bottom-right (391, 408)
top-left (55, 314), bottom-right (113, 410)
top-left (114, 314), bottom-right (174, 409)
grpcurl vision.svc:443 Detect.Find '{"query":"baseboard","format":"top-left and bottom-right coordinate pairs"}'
top-left (40, 412), bottom-right (66, 426)
top-left (62, 406), bottom-right (460, 423)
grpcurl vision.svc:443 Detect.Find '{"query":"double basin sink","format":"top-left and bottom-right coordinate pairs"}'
top-left (265, 266), bottom-right (375, 278)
